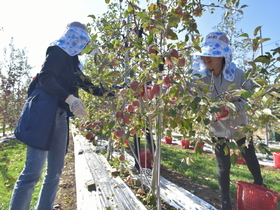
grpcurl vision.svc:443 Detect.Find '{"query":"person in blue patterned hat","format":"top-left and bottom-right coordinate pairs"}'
top-left (192, 32), bottom-right (265, 210)
top-left (10, 21), bottom-right (113, 210)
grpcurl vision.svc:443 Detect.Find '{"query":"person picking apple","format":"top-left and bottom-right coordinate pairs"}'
top-left (191, 32), bottom-right (266, 210)
top-left (11, 22), bottom-right (114, 210)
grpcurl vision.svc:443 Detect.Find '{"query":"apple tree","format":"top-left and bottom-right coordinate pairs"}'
top-left (0, 38), bottom-right (31, 136)
top-left (73, 0), bottom-right (279, 206)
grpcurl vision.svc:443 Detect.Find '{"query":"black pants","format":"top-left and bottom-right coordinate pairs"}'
top-left (133, 128), bottom-right (155, 170)
top-left (213, 137), bottom-right (263, 210)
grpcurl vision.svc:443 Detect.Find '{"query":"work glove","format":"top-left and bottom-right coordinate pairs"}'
top-left (216, 106), bottom-right (229, 121)
top-left (65, 95), bottom-right (88, 118)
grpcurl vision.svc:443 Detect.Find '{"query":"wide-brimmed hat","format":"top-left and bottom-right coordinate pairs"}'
top-left (192, 32), bottom-right (235, 81)
top-left (50, 21), bottom-right (91, 56)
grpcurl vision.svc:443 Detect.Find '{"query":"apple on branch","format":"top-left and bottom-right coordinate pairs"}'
top-left (115, 130), bottom-right (124, 138)
top-left (130, 80), bottom-right (140, 92)
top-left (125, 104), bottom-right (134, 113)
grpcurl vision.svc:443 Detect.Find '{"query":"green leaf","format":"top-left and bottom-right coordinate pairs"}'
top-left (105, 71), bottom-right (121, 77)
top-left (203, 118), bottom-right (210, 125)
top-left (253, 26), bottom-right (262, 36)
top-left (227, 142), bottom-right (238, 149)
top-left (254, 79), bottom-right (268, 86)
top-left (210, 106), bottom-right (220, 114)
top-left (254, 55), bottom-right (271, 65)
top-left (270, 91), bottom-right (280, 98)
top-left (88, 15), bottom-right (96, 19)
top-left (105, 0), bottom-right (110, 3)
top-left (239, 33), bottom-right (249, 38)
top-left (147, 33), bottom-right (153, 45)
top-left (136, 12), bottom-right (149, 19)
top-left (151, 28), bottom-right (161, 34)
top-left (258, 38), bottom-right (271, 44)
top-left (108, 120), bottom-right (115, 130)
top-left (194, 97), bottom-right (201, 103)
top-left (240, 4), bottom-right (248, 8)
top-left (240, 91), bottom-right (253, 99)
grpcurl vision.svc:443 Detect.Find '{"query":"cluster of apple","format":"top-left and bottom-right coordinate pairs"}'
top-left (81, 121), bottom-right (105, 141)
top-left (130, 80), bottom-right (160, 101)
top-left (147, 45), bottom-right (186, 70)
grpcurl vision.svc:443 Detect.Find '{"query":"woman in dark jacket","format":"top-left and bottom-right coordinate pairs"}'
top-left (10, 22), bottom-right (110, 210)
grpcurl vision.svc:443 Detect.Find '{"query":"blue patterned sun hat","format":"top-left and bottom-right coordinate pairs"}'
top-left (50, 22), bottom-right (90, 56)
top-left (192, 32), bottom-right (235, 81)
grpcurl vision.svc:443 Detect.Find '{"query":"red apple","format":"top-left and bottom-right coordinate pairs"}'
top-left (130, 80), bottom-right (140, 92)
top-left (175, 7), bottom-right (183, 16)
top-left (85, 132), bottom-right (94, 140)
top-left (147, 89), bottom-right (154, 100)
top-left (160, 4), bottom-right (168, 11)
top-left (148, 45), bottom-right (157, 54)
top-left (171, 49), bottom-right (179, 58)
top-left (163, 75), bottom-right (172, 87)
top-left (178, 57), bottom-right (186, 67)
top-left (152, 84), bottom-right (160, 95)
top-left (165, 56), bottom-right (173, 65)
top-left (125, 104), bottom-right (134, 113)
top-left (130, 128), bottom-right (136, 136)
top-left (132, 100), bottom-right (140, 107)
top-left (122, 114), bottom-right (131, 125)
top-left (182, 12), bottom-right (190, 20)
top-left (120, 89), bottom-right (128, 94)
top-left (115, 130), bottom-right (124, 138)
top-left (115, 111), bottom-right (123, 120)
top-left (118, 154), bottom-right (125, 161)
top-left (193, 7), bottom-right (203, 17)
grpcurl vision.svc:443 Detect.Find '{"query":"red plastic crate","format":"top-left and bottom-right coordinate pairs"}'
top-left (236, 181), bottom-right (280, 210)
top-left (164, 136), bottom-right (172, 144)
top-left (140, 149), bottom-right (152, 169)
top-left (273, 152), bottom-right (280, 168)
top-left (181, 140), bottom-right (190, 149)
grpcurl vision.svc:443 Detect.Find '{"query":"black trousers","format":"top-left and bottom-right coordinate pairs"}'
top-left (213, 137), bottom-right (263, 210)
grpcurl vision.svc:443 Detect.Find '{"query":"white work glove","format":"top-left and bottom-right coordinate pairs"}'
top-left (65, 95), bottom-right (88, 118)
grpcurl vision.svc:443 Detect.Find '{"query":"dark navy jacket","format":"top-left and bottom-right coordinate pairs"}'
top-left (14, 46), bottom-right (111, 151)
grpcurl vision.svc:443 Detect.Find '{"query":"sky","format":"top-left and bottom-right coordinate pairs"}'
top-left (0, 0), bottom-right (279, 76)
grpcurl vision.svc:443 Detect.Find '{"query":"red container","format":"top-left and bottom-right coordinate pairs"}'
top-left (236, 181), bottom-right (280, 210)
top-left (236, 156), bottom-right (246, 165)
top-left (164, 136), bottom-right (172, 144)
top-left (273, 152), bottom-right (280, 168)
top-left (196, 142), bottom-right (204, 149)
top-left (231, 150), bottom-right (246, 165)
top-left (181, 140), bottom-right (190, 149)
top-left (140, 149), bottom-right (152, 168)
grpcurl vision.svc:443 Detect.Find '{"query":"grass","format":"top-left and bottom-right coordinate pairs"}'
top-left (0, 139), bottom-right (44, 210)
top-left (1, 138), bottom-right (280, 209)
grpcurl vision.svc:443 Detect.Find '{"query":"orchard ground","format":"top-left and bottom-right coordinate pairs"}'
top-left (53, 136), bottom-right (280, 210)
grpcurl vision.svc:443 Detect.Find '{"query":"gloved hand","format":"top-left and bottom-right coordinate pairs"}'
top-left (65, 95), bottom-right (88, 118)
top-left (216, 106), bottom-right (229, 121)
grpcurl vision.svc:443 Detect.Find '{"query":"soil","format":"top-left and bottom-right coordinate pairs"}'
top-left (53, 137), bottom-right (280, 210)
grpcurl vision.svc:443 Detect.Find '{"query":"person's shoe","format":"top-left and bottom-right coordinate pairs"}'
top-left (253, 182), bottom-right (267, 188)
